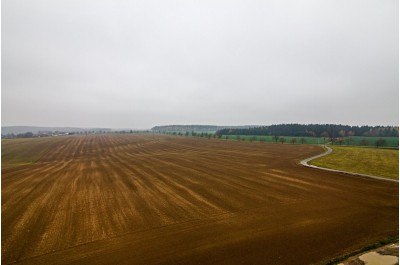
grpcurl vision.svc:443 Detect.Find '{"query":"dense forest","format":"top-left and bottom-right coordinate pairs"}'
top-left (216, 124), bottom-right (399, 138)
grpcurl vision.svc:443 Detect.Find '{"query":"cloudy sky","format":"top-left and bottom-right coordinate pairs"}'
top-left (2, 0), bottom-right (398, 129)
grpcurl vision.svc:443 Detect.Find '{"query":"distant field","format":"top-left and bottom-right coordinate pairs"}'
top-left (310, 146), bottom-right (399, 180)
top-left (221, 135), bottom-right (399, 147)
top-left (341, 136), bottom-right (399, 148)
top-left (1, 137), bottom-right (68, 169)
top-left (222, 135), bottom-right (325, 144)
top-left (2, 135), bottom-right (398, 265)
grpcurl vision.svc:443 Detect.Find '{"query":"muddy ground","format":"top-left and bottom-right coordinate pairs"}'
top-left (2, 135), bottom-right (398, 264)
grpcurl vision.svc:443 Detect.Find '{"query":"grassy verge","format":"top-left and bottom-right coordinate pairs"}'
top-left (310, 146), bottom-right (399, 180)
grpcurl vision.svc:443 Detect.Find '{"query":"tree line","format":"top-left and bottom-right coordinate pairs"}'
top-left (151, 125), bottom-right (252, 133)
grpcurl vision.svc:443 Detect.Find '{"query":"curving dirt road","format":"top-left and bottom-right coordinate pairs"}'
top-left (2, 135), bottom-right (398, 265)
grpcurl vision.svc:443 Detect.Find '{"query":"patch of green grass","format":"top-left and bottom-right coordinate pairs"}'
top-left (310, 146), bottom-right (399, 179)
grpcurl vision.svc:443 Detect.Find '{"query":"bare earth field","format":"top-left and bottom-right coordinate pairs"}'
top-left (2, 134), bottom-right (398, 265)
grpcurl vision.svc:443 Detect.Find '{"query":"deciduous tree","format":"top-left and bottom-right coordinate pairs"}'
top-left (376, 138), bottom-right (386, 148)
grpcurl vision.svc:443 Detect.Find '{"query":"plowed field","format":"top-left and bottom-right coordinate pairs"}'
top-left (2, 135), bottom-right (398, 264)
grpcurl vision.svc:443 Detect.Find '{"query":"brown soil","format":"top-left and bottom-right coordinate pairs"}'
top-left (2, 135), bottom-right (398, 265)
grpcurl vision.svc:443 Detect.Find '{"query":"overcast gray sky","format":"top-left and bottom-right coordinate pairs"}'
top-left (2, 0), bottom-right (399, 129)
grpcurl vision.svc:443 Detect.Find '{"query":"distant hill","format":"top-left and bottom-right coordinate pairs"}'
top-left (2, 126), bottom-right (111, 135)
top-left (151, 125), bottom-right (254, 133)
